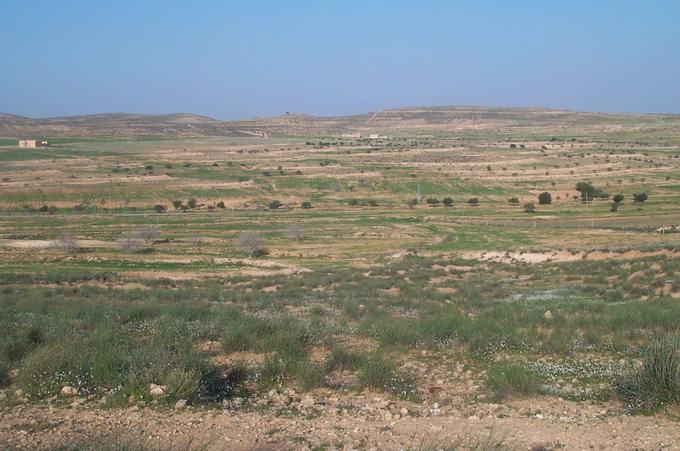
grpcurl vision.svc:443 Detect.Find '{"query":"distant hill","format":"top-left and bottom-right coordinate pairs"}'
top-left (2, 107), bottom-right (679, 138)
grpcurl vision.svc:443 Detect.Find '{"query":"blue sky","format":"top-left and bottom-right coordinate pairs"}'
top-left (1, 0), bottom-right (679, 118)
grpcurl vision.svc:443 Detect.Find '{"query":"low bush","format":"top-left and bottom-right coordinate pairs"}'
top-left (615, 335), bottom-right (680, 412)
top-left (486, 362), bottom-right (542, 401)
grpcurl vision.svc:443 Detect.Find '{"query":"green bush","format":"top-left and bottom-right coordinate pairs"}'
top-left (615, 335), bottom-right (680, 412)
top-left (0, 361), bottom-right (9, 387)
top-left (538, 191), bottom-right (552, 205)
top-left (486, 362), bottom-right (542, 401)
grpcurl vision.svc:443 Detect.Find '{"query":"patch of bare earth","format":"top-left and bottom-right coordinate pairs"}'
top-left (2, 399), bottom-right (680, 450)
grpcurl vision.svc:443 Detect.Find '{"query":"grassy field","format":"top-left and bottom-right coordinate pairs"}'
top-left (1, 120), bottom-right (680, 424)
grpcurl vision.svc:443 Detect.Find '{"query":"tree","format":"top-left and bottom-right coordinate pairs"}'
top-left (301, 201), bottom-right (312, 209)
top-left (234, 232), bottom-right (266, 257)
top-left (524, 203), bottom-right (536, 213)
top-left (467, 198), bottom-right (479, 206)
top-left (406, 198), bottom-right (418, 209)
top-left (153, 204), bottom-right (167, 213)
top-left (283, 224), bottom-right (307, 240)
top-left (426, 197), bottom-right (440, 205)
top-left (633, 193), bottom-right (648, 204)
top-left (216, 201), bottom-right (226, 209)
top-left (172, 200), bottom-right (183, 210)
top-left (54, 234), bottom-right (78, 253)
top-left (576, 182), bottom-right (599, 202)
top-left (538, 192), bottom-right (552, 205)
top-left (442, 197), bottom-right (453, 207)
top-left (508, 197), bottom-right (520, 205)
top-left (187, 198), bottom-right (198, 209)
top-left (268, 199), bottom-right (282, 210)
top-left (134, 227), bottom-right (160, 246)
top-left (613, 194), bottom-right (624, 204)
top-left (116, 236), bottom-right (145, 254)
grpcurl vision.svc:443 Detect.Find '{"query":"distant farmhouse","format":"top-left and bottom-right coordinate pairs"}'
top-left (18, 139), bottom-right (50, 148)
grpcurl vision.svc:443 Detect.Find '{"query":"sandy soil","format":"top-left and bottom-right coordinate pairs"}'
top-left (461, 249), bottom-right (680, 264)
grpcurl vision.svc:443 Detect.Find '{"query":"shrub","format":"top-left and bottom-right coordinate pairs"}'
top-left (442, 197), bottom-right (453, 207)
top-left (187, 198), bottom-right (198, 209)
top-left (486, 362), bottom-right (542, 401)
top-left (348, 199), bottom-right (359, 206)
top-left (406, 198), bottom-right (418, 208)
top-left (615, 335), bottom-right (680, 412)
top-left (508, 197), bottom-right (520, 205)
top-left (467, 198), bottom-right (479, 206)
top-left (172, 200), bottom-right (183, 209)
top-left (426, 197), bottom-right (440, 205)
top-left (613, 194), bottom-right (624, 204)
top-left (633, 192), bottom-right (648, 204)
top-left (216, 201), bottom-right (226, 209)
top-left (300, 201), bottom-right (312, 209)
top-left (152, 204), bottom-right (166, 213)
top-left (538, 192), bottom-right (552, 205)
top-left (268, 200), bottom-right (282, 210)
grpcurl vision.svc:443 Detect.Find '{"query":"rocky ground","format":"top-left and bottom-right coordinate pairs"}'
top-left (2, 390), bottom-right (679, 450)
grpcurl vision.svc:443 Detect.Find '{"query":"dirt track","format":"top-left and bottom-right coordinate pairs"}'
top-left (2, 397), bottom-right (679, 450)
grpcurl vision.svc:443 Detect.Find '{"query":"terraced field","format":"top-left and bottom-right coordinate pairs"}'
top-left (1, 108), bottom-right (680, 449)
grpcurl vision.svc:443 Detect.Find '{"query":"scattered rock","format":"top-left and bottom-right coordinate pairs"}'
top-left (174, 399), bottom-right (187, 411)
top-left (300, 395), bottom-right (315, 409)
top-left (149, 384), bottom-right (166, 397)
top-left (61, 386), bottom-right (78, 397)
top-left (544, 310), bottom-right (554, 320)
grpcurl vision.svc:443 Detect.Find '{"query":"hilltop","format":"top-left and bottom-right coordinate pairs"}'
top-left (2, 106), bottom-right (680, 138)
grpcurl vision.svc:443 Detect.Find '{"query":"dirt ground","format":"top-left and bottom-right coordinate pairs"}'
top-left (1, 396), bottom-right (678, 450)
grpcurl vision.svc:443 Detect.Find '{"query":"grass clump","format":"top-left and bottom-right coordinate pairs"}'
top-left (358, 354), bottom-right (418, 400)
top-left (615, 335), bottom-right (680, 412)
top-left (486, 362), bottom-right (542, 401)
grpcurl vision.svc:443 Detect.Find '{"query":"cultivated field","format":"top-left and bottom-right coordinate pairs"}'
top-left (1, 108), bottom-right (680, 449)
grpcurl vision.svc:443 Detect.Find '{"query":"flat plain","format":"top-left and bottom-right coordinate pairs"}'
top-left (1, 107), bottom-right (680, 450)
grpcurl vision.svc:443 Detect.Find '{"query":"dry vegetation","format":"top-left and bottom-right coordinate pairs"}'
top-left (1, 107), bottom-right (680, 449)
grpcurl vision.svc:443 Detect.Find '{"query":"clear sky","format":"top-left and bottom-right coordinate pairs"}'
top-left (1, 0), bottom-right (679, 119)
